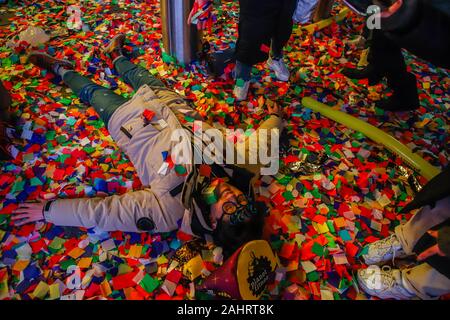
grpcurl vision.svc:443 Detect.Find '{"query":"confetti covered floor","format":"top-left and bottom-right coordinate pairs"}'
top-left (0, 0), bottom-right (449, 300)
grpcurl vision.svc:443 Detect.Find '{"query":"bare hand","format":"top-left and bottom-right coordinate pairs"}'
top-left (11, 201), bottom-right (46, 226)
top-left (374, 0), bottom-right (403, 18)
top-left (417, 230), bottom-right (445, 261)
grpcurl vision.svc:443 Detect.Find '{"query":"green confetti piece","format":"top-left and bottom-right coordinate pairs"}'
top-left (49, 237), bottom-right (65, 251)
top-left (311, 242), bottom-right (325, 257)
top-left (59, 98), bottom-right (72, 106)
top-left (30, 177), bottom-right (44, 186)
top-left (11, 180), bottom-right (25, 193)
top-left (226, 97), bottom-right (235, 104)
top-left (175, 165), bottom-right (187, 175)
top-left (236, 78), bottom-right (245, 88)
top-left (60, 259), bottom-right (76, 271)
top-left (306, 271), bottom-right (320, 282)
top-left (13, 82), bottom-right (23, 90)
top-left (140, 274), bottom-right (160, 293)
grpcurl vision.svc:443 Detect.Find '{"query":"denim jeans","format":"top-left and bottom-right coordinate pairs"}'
top-left (62, 56), bottom-right (165, 127)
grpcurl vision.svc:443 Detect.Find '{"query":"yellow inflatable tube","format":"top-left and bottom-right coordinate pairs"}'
top-left (301, 97), bottom-right (441, 180)
top-left (297, 8), bottom-right (351, 34)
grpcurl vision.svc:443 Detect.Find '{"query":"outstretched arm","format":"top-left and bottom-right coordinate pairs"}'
top-left (12, 189), bottom-right (180, 233)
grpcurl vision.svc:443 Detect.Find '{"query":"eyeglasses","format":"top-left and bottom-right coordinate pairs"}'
top-left (222, 194), bottom-right (249, 215)
top-left (221, 194), bottom-right (257, 225)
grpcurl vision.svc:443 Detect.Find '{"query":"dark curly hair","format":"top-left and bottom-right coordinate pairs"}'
top-left (212, 201), bottom-right (266, 258)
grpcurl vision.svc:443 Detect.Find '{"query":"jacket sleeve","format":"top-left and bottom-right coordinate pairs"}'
top-left (382, 0), bottom-right (450, 69)
top-left (241, 115), bottom-right (284, 175)
top-left (43, 189), bottom-right (178, 233)
top-left (401, 166), bottom-right (450, 213)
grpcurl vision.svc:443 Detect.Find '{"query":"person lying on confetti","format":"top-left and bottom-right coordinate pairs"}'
top-left (342, 0), bottom-right (450, 112)
top-left (358, 166), bottom-right (450, 300)
top-left (11, 34), bottom-right (284, 257)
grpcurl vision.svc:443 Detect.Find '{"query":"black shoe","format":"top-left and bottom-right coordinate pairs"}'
top-left (28, 52), bottom-right (73, 72)
top-left (105, 34), bottom-right (126, 55)
top-left (376, 73), bottom-right (420, 112)
top-left (342, 65), bottom-right (384, 86)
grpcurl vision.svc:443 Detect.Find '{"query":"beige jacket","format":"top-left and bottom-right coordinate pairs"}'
top-left (44, 84), bottom-right (282, 234)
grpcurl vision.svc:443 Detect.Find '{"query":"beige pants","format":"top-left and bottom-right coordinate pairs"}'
top-left (395, 196), bottom-right (450, 299)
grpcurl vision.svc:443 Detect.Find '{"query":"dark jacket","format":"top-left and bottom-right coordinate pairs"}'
top-left (402, 167), bottom-right (450, 279)
top-left (381, 0), bottom-right (450, 69)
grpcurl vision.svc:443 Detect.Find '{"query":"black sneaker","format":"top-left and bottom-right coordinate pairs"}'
top-left (28, 52), bottom-right (73, 72)
top-left (377, 72), bottom-right (420, 112)
top-left (342, 65), bottom-right (384, 86)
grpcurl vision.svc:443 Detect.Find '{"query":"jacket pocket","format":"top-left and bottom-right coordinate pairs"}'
top-left (120, 117), bottom-right (147, 139)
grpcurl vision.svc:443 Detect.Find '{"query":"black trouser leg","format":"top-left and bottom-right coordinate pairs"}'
top-left (371, 30), bottom-right (419, 110)
top-left (271, 0), bottom-right (297, 58)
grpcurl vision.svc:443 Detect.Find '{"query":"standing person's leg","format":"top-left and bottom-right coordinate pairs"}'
top-left (362, 196), bottom-right (450, 265)
top-left (267, 0), bottom-right (296, 82)
top-left (356, 29), bottom-right (419, 111)
top-left (402, 263), bottom-right (450, 299)
top-left (271, 0), bottom-right (297, 59)
top-left (312, 0), bottom-right (334, 22)
top-left (343, 28), bottom-right (403, 84)
top-left (396, 197), bottom-right (450, 255)
top-left (234, 0), bottom-right (276, 101)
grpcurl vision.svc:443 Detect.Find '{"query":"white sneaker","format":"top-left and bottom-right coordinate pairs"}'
top-left (267, 57), bottom-right (290, 82)
top-left (357, 266), bottom-right (416, 300)
top-left (362, 234), bottom-right (410, 265)
top-left (233, 80), bottom-right (250, 102)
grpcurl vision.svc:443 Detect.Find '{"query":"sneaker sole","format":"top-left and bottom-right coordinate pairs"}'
top-left (105, 34), bottom-right (126, 54)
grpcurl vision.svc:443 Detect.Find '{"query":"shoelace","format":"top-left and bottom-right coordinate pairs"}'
top-left (379, 266), bottom-right (397, 294)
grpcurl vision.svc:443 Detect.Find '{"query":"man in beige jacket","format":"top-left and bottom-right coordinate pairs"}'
top-left (12, 35), bottom-right (283, 256)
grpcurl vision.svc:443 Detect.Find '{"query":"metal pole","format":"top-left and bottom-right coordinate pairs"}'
top-left (161, 0), bottom-right (200, 65)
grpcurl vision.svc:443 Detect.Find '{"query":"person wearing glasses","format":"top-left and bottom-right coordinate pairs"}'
top-left (11, 34), bottom-right (283, 257)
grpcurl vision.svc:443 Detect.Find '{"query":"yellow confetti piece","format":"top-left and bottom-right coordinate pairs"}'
top-left (13, 260), bottom-right (30, 272)
top-left (100, 280), bottom-right (112, 297)
top-left (78, 257), bottom-right (93, 269)
top-left (313, 222), bottom-right (330, 234)
top-left (32, 281), bottom-right (49, 300)
top-left (67, 247), bottom-right (85, 259)
top-left (128, 245), bottom-right (143, 258)
top-left (156, 255), bottom-right (168, 265)
top-left (49, 283), bottom-right (60, 300)
top-left (183, 255), bottom-right (204, 281)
